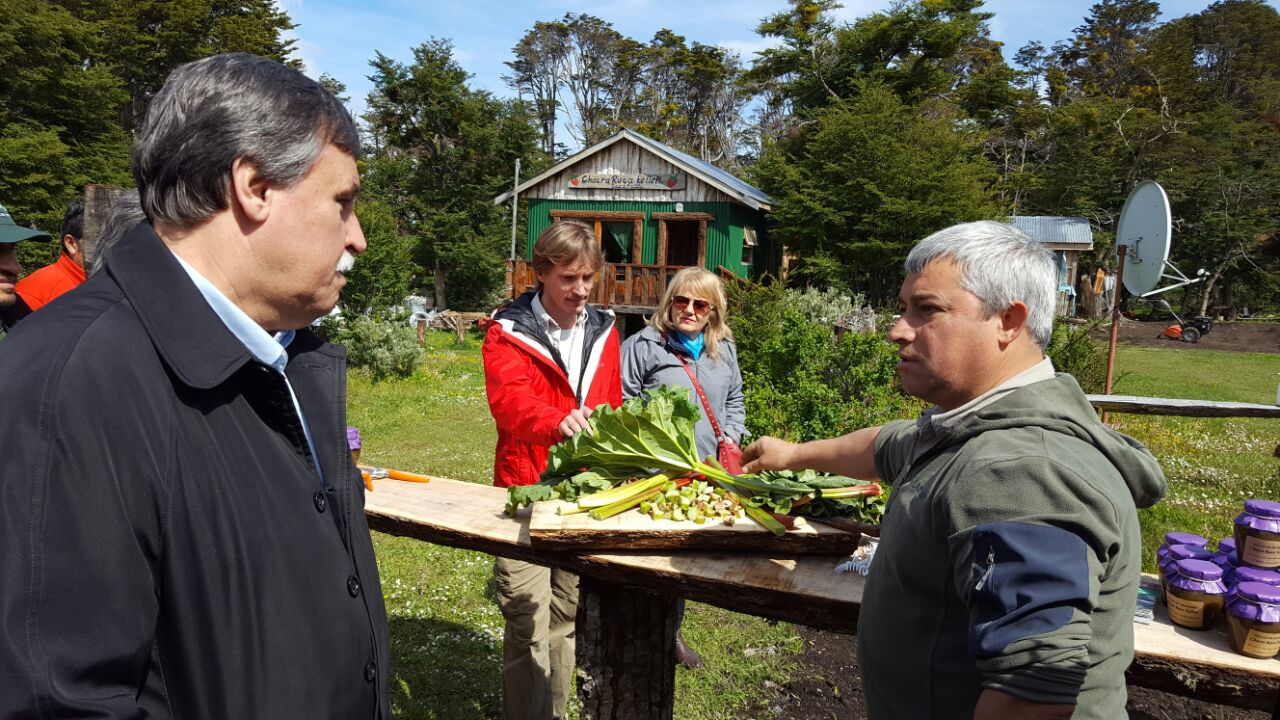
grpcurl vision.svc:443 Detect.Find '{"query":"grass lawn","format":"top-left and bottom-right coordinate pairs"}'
top-left (349, 332), bottom-right (800, 720)
top-left (1108, 346), bottom-right (1280, 569)
top-left (351, 333), bottom-right (1280, 718)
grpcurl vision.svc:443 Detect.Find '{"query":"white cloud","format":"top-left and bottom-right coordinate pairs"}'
top-left (717, 36), bottom-right (782, 59)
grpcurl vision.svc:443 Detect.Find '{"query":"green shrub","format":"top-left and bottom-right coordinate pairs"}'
top-left (1046, 318), bottom-right (1112, 394)
top-left (338, 314), bottom-right (424, 381)
top-left (728, 279), bottom-right (922, 442)
top-left (786, 286), bottom-right (876, 331)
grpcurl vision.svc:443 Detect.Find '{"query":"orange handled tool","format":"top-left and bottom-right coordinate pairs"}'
top-left (358, 465), bottom-right (432, 491)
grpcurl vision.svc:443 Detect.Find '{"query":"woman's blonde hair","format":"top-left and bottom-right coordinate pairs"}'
top-left (531, 220), bottom-right (602, 289)
top-left (649, 267), bottom-right (732, 360)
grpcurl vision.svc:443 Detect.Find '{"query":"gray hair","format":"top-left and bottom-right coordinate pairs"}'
top-left (905, 221), bottom-right (1056, 348)
top-left (90, 189), bottom-right (146, 276)
top-left (132, 53), bottom-right (359, 230)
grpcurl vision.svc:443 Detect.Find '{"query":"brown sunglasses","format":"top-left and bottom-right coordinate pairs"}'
top-left (673, 295), bottom-right (712, 313)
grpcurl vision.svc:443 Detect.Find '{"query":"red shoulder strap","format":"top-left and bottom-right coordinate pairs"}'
top-left (667, 336), bottom-right (724, 441)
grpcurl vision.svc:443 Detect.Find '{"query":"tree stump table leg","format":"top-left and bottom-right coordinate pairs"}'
top-left (576, 576), bottom-right (677, 720)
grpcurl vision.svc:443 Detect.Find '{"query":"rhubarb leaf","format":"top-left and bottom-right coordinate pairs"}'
top-left (542, 386), bottom-right (702, 480)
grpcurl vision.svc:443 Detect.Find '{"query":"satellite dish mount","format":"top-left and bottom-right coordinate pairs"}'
top-left (1103, 181), bottom-right (1205, 416)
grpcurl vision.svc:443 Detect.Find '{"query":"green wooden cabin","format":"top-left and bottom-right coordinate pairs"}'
top-left (495, 129), bottom-right (776, 317)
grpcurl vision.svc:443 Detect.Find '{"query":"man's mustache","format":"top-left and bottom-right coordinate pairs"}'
top-left (336, 251), bottom-right (355, 273)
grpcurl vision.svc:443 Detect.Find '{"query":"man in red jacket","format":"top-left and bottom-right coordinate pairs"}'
top-left (16, 201), bottom-right (86, 310)
top-left (483, 220), bottom-right (621, 720)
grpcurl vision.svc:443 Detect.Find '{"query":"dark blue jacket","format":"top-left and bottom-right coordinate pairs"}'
top-left (0, 223), bottom-right (390, 719)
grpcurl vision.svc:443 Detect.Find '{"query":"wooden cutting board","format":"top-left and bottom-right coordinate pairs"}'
top-left (528, 500), bottom-right (869, 554)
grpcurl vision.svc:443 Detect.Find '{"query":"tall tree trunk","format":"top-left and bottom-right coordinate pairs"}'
top-left (576, 576), bottom-right (677, 720)
top-left (1197, 270), bottom-right (1221, 318)
top-left (434, 261), bottom-right (447, 311)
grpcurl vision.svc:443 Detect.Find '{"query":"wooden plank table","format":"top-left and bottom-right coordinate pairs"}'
top-left (365, 476), bottom-right (1280, 717)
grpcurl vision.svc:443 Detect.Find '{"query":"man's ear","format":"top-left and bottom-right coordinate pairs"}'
top-left (62, 233), bottom-right (80, 258)
top-left (997, 301), bottom-right (1030, 346)
top-left (230, 157), bottom-right (272, 224)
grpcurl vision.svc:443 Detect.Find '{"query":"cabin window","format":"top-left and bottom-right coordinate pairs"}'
top-left (742, 226), bottom-right (758, 267)
top-left (604, 222), bottom-right (632, 264)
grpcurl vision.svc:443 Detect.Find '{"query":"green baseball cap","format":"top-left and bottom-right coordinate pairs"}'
top-left (0, 203), bottom-right (52, 244)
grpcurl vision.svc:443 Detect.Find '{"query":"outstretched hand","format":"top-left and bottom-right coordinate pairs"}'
top-left (741, 436), bottom-right (797, 475)
top-left (558, 406), bottom-right (594, 438)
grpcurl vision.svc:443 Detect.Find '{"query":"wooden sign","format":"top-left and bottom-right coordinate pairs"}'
top-left (568, 172), bottom-right (685, 191)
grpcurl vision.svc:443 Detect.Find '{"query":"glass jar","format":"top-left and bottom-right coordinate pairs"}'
top-left (1160, 544), bottom-right (1214, 600)
top-left (1157, 532), bottom-right (1209, 565)
top-left (1227, 566), bottom-right (1280, 604)
top-left (1212, 537), bottom-right (1239, 578)
top-left (1235, 499), bottom-right (1280, 569)
top-left (346, 425), bottom-right (362, 465)
top-left (1166, 559), bottom-right (1227, 630)
top-left (1227, 582), bottom-right (1280, 658)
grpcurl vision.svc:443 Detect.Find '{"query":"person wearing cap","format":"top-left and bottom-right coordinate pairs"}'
top-left (15, 200), bottom-right (86, 311)
top-left (0, 54), bottom-right (388, 719)
top-left (0, 203), bottom-right (52, 332)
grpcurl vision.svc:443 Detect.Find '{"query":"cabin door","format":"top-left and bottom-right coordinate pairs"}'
top-left (666, 221), bottom-right (699, 267)
top-left (653, 212), bottom-right (712, 269)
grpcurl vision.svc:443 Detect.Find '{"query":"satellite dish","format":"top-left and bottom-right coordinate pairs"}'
top-left (1116, 180), bottom-right (1171, 296)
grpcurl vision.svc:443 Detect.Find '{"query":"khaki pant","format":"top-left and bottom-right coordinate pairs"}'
top-left (492, 557), bottom-right (578, 720)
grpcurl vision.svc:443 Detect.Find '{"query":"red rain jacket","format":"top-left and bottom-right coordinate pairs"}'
top-left (482, 292), bottom-right (622, 488)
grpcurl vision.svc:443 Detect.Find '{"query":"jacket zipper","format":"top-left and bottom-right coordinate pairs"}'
top-left (974, 546), bottom-right (996, 591)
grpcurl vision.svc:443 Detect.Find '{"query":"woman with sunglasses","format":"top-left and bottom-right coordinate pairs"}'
top-left (620, 266), bottom-right (746, 669)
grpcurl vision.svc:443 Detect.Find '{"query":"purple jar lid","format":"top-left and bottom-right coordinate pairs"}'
top-left (1213, 549), bottom-right (1240, 570)
top-left (1219, 537), bottom-right (1237, 554)
top-left (1170, 559), bottom-right (1228, 594)
top-left (1238, 500), bottom-right (1280, 533)
top-left (1233, 567), bottom-right (1280, 587)
top-left (1164, 531), bottom-right (1210, 548)
top-left (346, 426), bottom-right (362, 451)
top-left (1228, 582), bottom-right (1280, 623)
top-left (1158, 532), bottom-right (1211, 563)
top-left (1161, 544), bottom-right (1214, 575)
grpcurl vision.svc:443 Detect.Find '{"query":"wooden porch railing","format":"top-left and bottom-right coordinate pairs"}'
top-left (506, 260), bottom-right (687, 310)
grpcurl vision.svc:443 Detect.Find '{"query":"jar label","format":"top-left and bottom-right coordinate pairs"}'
top-left (1167, 593), bottom-right (1205, 627)
top-left (1241, 537), bottom-right (1280, 568)
top-left (1244, 629), bottom-right (1280, 657)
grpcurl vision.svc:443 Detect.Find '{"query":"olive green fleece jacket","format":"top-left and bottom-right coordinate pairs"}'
top-left (858, 373), bottom-right (1166, 719)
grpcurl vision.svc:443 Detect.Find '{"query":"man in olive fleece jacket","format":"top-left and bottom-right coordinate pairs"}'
top-left (743, 221), bottom-right (1166, 720)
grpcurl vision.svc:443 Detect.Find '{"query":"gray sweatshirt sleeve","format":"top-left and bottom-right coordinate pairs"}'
top-left (722, 342), bottom-right (746, 442)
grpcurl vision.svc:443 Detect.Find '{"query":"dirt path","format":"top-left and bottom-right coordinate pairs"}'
top-left (753, 627), bottom-right (1268, 719)
top-left (1088, 319), bottom-right (1280, 354)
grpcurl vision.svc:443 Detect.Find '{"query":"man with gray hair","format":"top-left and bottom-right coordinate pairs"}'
top-left (0, 53), bottom-right (389, 719)
top-left (743, 221), bottom-right (1165, 719)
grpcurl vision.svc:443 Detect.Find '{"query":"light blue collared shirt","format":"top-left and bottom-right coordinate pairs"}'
top-left (170, 251), bottom-right (324, 481)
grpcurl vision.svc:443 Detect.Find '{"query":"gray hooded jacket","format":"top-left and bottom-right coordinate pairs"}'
top-left (620, 326), bottom-right (746, 462)
top-left (861, 373), bottom-right (1166, 719)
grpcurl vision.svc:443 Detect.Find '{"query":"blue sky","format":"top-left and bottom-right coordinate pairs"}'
top-left (280, 0), bottom-right (1275, 134)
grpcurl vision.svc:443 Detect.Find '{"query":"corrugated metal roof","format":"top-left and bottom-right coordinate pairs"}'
top-left (619, 129), bottom-right (773, 210)
top-left (1009, 216), bottom-right (1094, 247)
top-left (494, 128), bottom-right (773, 211)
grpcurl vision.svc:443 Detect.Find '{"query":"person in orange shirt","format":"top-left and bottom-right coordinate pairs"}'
top-left (16, 201), bottom-right (85, 310)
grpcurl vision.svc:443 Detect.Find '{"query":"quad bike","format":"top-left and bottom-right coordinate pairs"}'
top-left (1155, 299), bottom-right (1213, 343)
